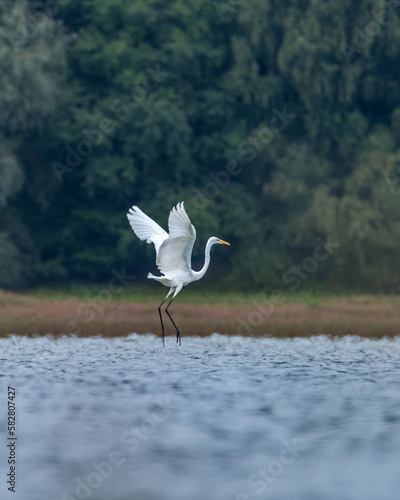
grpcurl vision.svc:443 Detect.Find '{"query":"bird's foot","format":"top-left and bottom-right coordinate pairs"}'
top-left (176, 331), bottom-right (181, 346)
top-left (162, 332), bottom-right (165, 347)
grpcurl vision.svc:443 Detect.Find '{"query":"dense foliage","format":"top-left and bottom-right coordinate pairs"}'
top-left (2, 0), bottom-right (400, 291)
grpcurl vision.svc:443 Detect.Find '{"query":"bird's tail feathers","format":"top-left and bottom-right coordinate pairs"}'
top-left (148, 271), bottom-right (170, 283)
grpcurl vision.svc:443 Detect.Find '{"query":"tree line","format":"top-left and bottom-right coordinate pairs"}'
top-left (1, 0), bottom-right (400, 292)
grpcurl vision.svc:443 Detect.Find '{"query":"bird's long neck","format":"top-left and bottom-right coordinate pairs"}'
top-left (192, 238), bottom-right (215, 281)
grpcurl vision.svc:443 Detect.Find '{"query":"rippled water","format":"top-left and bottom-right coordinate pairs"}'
top-left (1, 334), bottom-right (400, 500)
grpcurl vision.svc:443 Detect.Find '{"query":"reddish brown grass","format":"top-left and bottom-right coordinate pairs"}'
top-left (1, 290), bottom-right (399, 338)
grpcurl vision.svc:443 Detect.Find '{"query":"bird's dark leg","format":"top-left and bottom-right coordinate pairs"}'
top-left (165, 297), bottom-right (181, 346)
top-left (158, 299), bottom-right (166, 346)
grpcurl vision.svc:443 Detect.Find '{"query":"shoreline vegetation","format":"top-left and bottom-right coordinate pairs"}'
top-left (1, 287), bottom-right (400, 339)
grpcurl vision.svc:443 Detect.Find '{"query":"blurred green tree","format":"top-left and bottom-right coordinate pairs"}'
top-left (0, 0), bottom-right (69, 287)
top-left (3, 0), bottom-right (400, 292)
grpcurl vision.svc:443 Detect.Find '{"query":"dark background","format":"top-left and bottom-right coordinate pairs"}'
top-left (1, 0), bottom-right (400, 292)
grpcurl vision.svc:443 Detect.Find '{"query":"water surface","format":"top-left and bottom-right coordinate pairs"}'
top-left (1, 334), bottom-right (400, 500)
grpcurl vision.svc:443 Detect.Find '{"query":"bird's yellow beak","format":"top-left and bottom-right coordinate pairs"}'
top-left (218, 239), bottom-right (230, 246)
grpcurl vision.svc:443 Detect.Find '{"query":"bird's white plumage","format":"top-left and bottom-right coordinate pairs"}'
top-left (127, 201), bottom-right (229, 292)
top-left (127, 201), bottom-right (230, 344)
top-left (127, 206), bottom-right (168, 254)
top-left (156, 202), bottom-right (196, 276)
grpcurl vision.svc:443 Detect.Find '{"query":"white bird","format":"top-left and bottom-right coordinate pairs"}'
top-left (127, 202), bottom-right (230, 345)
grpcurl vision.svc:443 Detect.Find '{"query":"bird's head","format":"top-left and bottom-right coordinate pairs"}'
top-left (211, 237), bottom-right (230, 246)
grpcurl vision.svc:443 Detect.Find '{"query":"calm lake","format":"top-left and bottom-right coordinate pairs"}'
top-left (1, 334), bottom-right (400, 500)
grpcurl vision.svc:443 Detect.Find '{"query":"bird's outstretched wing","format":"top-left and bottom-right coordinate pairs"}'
top-left (156, 202), bottom-right (196, 275)
top-left (127, 206), bottom-right (168, 254)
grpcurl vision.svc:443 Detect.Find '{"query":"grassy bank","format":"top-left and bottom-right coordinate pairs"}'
top-left (1, 287), bottom-right (400, 339)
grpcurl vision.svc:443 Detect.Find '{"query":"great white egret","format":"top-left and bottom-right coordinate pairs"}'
top-left (127, 202), bottom-right (230, 345)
